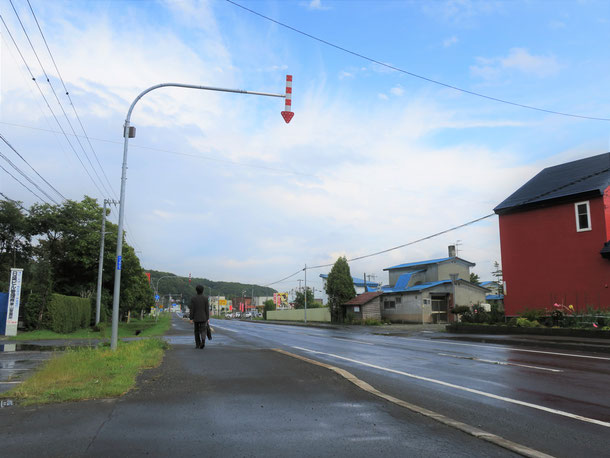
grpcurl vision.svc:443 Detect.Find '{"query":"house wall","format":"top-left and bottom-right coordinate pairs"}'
top-left (499, 194), bottom-right (610, 316)
top-left (456, 283), bottom-right (488, 310)
top-left (438, 261), bottom-right (471, 281)
top-left (362, 297), bottom-right (382, 320)
top-left (381, 293), bottom-right (424, 323)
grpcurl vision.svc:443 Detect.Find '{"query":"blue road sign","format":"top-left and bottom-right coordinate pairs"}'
top-left (155, 294), bottom-right (160, 301)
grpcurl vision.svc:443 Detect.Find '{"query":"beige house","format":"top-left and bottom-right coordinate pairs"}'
top-left (380, 247), bottom-right (489, 323)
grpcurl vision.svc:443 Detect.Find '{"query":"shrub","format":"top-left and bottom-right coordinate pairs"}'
top-left (488, 304), bottom-right (505, 324)
top-left (520, 308), bottom-right (544, 323)
top-left (362, 318), bottom-right (382, 326)
top-left (451, 306), bottom-right (470, 316)
top-left (516, 317), bottom-right (540, 328)
top-left (46, 293), bottom-right (91, 334)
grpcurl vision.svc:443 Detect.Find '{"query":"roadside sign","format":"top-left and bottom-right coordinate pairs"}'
top-left (155, 294), bottom-right (160, 301)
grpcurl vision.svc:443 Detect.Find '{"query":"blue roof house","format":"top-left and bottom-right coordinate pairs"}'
top-left (379, 246), bottom-right (489, 323)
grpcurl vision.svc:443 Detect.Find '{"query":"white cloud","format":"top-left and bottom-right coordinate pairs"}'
top-left (443, 36), bottom-right (458, 47)
top-left (470, 48), bottom-right (561, 79)
top-left (378, 93), bottom-right (389, 100)
top-left (304, 0), bottom-right (330, 11)
top-left (390, 86), bottom-right (405, 96)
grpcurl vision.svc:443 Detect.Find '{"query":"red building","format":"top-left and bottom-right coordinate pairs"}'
top-left (494, 153), bottom-right (610, 316)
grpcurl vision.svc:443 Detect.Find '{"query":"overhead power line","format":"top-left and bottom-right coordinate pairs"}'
top-left (25, 0), bottom-right (118, 200)
top-left (0, 148), bottom-right (59, 204)
top-left (0, 132), bottom-right (66, 201)
top-left (0, 162), bottom-right (49, 204)
top-left (265, 160), bottom-right (610, 286)
top-left (226, 0), bottom-right (610, 122)
top-left (0, 7), bottom-right (107, 198)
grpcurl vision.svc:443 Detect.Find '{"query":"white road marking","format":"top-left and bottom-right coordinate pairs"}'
top-left (402, 338), bottom-right (610, 361)
top-left (333, 337), bottom-right (375, 346)
top-left (437, 353), bottom-right (563, 372)
top-left (209, 324), bottom-right (237, 332)
top-left (292, 346), bottom-right (610, 428)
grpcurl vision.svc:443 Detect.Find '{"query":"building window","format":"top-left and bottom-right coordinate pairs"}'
top-left (395, 296), bottom-right (402, 304)
top-left (383, 300), bottom-right (396, 310)
top-left (575, 201), bottom-right (591, 232)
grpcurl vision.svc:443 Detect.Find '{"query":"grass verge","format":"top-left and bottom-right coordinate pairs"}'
top-left (7, 314), bottom-right (171, 341)
top-left (1, 338), bottom-right (168, 405)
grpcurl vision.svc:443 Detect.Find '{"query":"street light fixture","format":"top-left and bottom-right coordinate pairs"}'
top-left (109, 78), bottom-right (293, 350)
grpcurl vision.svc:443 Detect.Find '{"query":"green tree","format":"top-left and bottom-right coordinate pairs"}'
top-left (294, 287), bottom-right (315, 309)
top-left (469, 273), bottom-right (480, 285)
top-left (21, 196), bottom-right (151, 327)
top-left (0, 199), bottom-right (31, 290)
top-left (325, 256), bottom-right (356, 323)
top-left (263, 299), bottom-right (275, 319)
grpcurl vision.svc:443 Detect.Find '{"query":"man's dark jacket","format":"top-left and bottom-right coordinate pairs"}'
top-left (189, 294), bottom-right (210, 322)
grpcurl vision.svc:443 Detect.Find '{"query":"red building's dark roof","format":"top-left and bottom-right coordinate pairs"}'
top-left (494, 152), bottom-right (610, 214)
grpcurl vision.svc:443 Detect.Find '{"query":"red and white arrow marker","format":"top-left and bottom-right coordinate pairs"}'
top-left (281, 75), bottom-right (294, 124)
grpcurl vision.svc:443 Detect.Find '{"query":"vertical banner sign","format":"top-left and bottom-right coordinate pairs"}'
top-left (146, 272), bottom-right (151, 283)
top-left (117, 255), bottom-right (122, 270)
top-left (6, 268), bottom-right (23, 337)
top-left (189, 273), bottom-right (192, 284)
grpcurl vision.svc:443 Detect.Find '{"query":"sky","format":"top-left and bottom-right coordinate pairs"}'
top-left (1, 0), bottom-right (609, 297)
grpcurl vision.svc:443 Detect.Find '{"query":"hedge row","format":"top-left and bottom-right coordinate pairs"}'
top-left (46, 293), bottom-right (91, 334)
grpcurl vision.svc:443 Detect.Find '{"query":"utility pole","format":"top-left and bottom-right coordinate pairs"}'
top-left (304, 264), bottom-right (307, 324)
top-left (96, 199), bottom-right (117, 325)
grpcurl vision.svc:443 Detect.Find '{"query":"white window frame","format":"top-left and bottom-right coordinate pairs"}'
top-left (574, 201), bottom-right (592, 232)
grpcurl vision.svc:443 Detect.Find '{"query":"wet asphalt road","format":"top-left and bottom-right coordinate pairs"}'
top-left (207, 317), bottom-right (610, 457)
top-left (0, 316), bottom-right (518, 458)
top-left (0, 316), bottom-right (608, 457)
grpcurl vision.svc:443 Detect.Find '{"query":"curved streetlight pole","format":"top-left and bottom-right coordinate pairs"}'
top-left (110, 80), bottom-right (292, 350)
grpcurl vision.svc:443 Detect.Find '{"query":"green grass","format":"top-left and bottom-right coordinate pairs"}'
top-left (7, 314), bottom-right (171, 341)
top-left (0, 338), bottom-right (167, 405)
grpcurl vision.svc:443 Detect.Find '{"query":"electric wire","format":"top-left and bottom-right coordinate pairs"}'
top-left (226, 0), bottom-right (610, 122)
top-left (0, 163), bottom-right (49, 204)
top-left (8, 1), bottom-right (111, 198)
top-left (264, 162), bottom-right (610, 286)
top-left (0, 8), bottom-right (106, 199)
top-left (25, 0), bottom-right (119, 200)
top-left (0, 192), bottom-right (31, 214)
top-left (0, 132), bottom-right (66, 201)
top-left (0, 148), bottom-right (59, 204)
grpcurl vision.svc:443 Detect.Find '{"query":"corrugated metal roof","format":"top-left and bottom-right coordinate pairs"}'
top-left (382, 279), bottom-right (453, 293)
top-left (384, 257), bottom-right (475, 270)
top-left (319, 274), bottom-right (380, 287)
top-left (486, 294), bottom-right (505, 300)
top-left (494, 152), bottom-right (610, 213)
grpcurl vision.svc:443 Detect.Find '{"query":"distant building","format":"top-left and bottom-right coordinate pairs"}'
top-left (378, 246), bottom-right (489, 323)
top-left (494, 152), bottom-right (610, 316)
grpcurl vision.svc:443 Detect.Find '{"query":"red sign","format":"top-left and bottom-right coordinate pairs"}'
top-left (281, 111), bottom-right (294, 124)
top-left (145, 272), bottom-right (151, 283)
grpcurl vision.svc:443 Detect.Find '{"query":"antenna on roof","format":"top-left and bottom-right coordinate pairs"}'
top-left (455, 240), bottom-right (462, 257)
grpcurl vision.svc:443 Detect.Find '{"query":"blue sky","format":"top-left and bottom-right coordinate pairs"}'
top-left (1, 0), bottom-right (609, 296)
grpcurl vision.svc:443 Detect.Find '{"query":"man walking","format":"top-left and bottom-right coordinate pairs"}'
top-left (189, 285), bottom-right (210, 349)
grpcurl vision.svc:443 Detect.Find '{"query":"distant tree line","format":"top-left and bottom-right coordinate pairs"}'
top-left (0, 196), bottom-right (152, 330)
top-left (148, 269), bottom-right (277, 308)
